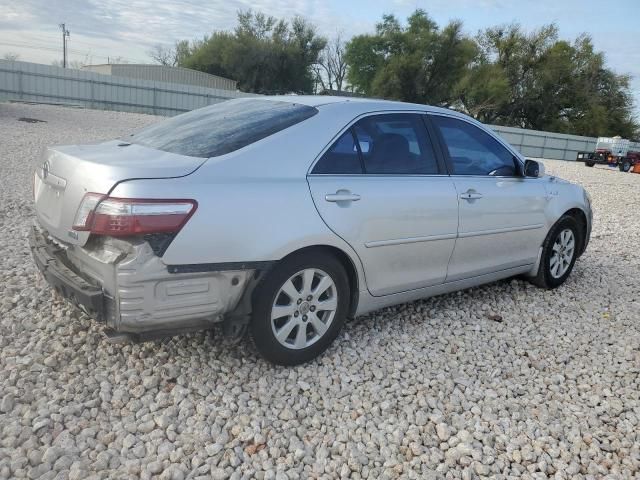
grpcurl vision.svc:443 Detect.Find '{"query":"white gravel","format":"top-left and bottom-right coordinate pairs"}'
top-left (1, 102), bottom-right (640, 479)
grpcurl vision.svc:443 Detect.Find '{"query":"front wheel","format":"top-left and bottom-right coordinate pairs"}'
top-left (620, 161), bottom-right (631, 172)
top-left (250, 251), bottom-right (350, 365)
top-left (585, 161), bottom-right (595, 167)
top-left (530, 216), bottom-right (582, 289)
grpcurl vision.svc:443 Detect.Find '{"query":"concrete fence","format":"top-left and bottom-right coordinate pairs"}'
top-left (490, 125), bottom-right (640, 161)
top-left (491, 125), bottom-right (596, 161)
top-left (1, 59), bottom-right (637, 161)
top-left (0, 60), bottom-right (253, 116)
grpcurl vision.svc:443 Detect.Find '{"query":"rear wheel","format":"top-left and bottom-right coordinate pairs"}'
top-left (250, 251), bottom-right (349, 365)
top-left (585, 160), bottom-right (595, 167)
top-left (620, 160), bottom-right (631, 172)
top-left (530, 216), bottom-right (582, 289)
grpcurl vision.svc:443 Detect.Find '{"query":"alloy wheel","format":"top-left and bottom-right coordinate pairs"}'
top-left (549, 228), bottom-right (575, 279)
top-left (270, 268), bottom-right (338, 349)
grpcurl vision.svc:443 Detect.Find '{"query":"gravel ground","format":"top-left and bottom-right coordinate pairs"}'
top-left (1, 102), bottom-right (640, 480)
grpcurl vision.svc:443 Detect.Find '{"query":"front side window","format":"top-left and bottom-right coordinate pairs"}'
top-left (431, 115), bottom-right (518, 176)
top-left (127, 99), bottom-right (318, 158)
top-left (312, 113), bottom-right (439, 175)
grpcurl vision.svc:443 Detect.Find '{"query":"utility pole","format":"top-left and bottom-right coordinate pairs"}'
top-left (59, 23), bottom-right (70, 68)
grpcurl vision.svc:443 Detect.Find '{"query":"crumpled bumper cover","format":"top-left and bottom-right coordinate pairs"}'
top-left (29, 224), bottom-right (255, 336)
top-left (29, 225), bottom-right (112, 322)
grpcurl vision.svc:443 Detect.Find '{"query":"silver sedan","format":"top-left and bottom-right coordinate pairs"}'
top-left (30, 96), bottom-right (592, 365)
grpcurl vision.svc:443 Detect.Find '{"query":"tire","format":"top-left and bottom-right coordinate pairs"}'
top-left (620, 161), bottom-right (631, 172)
top-left (250, 251), bottom-right (350, 365)
top-left (530, 215), bottom-right (582, 289)
top-left (585, 161), bottom-right (595, 167)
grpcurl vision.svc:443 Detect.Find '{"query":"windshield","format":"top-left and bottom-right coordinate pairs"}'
top-left (127, 98), bottom-right (318, 158)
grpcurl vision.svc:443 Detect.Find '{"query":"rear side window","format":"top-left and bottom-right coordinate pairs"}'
top-left (312, 113), bottom-right (439, 175)
top-left (431, 115), bottom-right (518, 176)
top-left (127, 99), bottom-right (318, 158)
top-left (312, 130), bottom-right (363, 174)
top-left (356, 114), bottom-right (438, 174)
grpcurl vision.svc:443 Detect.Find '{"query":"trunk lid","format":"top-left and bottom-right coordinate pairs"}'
top-left (34, 140), bottom-right (206, 246)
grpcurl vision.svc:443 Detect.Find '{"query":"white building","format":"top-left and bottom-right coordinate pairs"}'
top-left (82, 64), bottom-right (237, 91)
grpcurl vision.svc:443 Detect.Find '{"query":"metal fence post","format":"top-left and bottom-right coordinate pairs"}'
top-left (17, 68), bottom-right (23, 100)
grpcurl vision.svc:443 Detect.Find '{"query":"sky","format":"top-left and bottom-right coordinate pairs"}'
top-left (1, 0), bottom-right (639, 115)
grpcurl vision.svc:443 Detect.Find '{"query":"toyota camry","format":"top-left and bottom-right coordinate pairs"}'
top-left (30, 96), bottom-right (592, 365)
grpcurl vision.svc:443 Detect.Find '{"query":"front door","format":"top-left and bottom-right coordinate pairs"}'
top-left (429, 114), bottom-right (547, 281)
top-left (307, 113), bottom-right (459, 296)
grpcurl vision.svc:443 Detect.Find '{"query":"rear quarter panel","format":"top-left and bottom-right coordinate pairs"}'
top-left (108, 105), bottom-right (368, 283)
top-left (110, 174), bottom-right (362, 268)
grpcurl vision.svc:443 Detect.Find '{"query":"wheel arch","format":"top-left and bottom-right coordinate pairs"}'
top-left (277, 245), bottom-right (360, 318)
top-left (562, 208), bottom-right (588, 256)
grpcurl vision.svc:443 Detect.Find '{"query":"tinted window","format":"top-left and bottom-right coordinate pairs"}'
top-left (355, 114), bottom-right (438, 174)
top-left (312, 130), bottom-right (363, 174)
top-left (432, 116), bottom-right (518, 176)
top-left (127, 99), bottom-right (318, 158)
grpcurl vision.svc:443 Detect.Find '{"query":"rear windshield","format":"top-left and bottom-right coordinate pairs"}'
top-left (127, 99), bottom-right (318, 158)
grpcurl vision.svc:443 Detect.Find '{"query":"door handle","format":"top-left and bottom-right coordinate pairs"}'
top-left (325, 191), bottom-right (361, 203)
top-left (460, 191), bottom-right (483, 200)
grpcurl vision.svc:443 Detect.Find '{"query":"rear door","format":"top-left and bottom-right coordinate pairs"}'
top-left (429, 114), bottom-right (547, 281)
top-left (307, 113), bottom-right (459, 296)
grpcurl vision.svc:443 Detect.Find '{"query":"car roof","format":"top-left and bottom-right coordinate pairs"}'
top-left (258, 94), bottom-right (463, 117)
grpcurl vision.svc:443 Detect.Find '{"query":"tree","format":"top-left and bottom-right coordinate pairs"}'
top-left (148, 40), bottom-right (191, 67)
top-left (345, 10), bottom-right (476, 106)
top-left (313, 33), bottom-right (348, 92)
top-left (454, 63), bottom-right (510, 122)
top-left (180, 10), bottom-right (326, 94)
top-left (344, 13), bottom-right (637, 137)
top-left (471, 24), bottom-right (638, 137)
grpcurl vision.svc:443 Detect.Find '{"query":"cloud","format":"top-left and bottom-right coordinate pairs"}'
top-left (1, 0), bottom-right (637, 116)
top-left (1, 0), bottom-right (357, 47)
top-left (0, 0), bottom-right (366, 65)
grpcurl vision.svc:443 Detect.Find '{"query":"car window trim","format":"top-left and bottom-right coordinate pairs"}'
top-left (427, 112), bottom-right (526, 178)
top-left (129, 99), bottom-right (319, 159)
top-left (353, 112), bottom-right (441, 176)
top-left (307, 110), bottom-right (448, 177)
top-left (421, 114), bottom-right (450, 175)
top-left (350, 127), bottom-right (367, 174)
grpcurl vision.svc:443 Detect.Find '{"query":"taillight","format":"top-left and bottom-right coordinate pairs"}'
top-left (72, 194), bottom-right (197, 236)
top-left (72, 193), bottom-right (106, 230)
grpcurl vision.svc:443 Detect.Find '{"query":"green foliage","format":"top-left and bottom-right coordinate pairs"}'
top-left (178, 9), bottom-right (637, 137)
top-left (181, 11), bottom-right (326, 94)
top-left (345, 10), bottom-right (476, 106)
top-left (345, 12), bottom-right (637, 138)
top-left (472, 24), bottom-right (637, 137)
top-left (454, 63), bottom-right (510, 123)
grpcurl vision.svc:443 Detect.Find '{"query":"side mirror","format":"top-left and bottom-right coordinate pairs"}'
top-left (524, 159), bottom-right (545, 178)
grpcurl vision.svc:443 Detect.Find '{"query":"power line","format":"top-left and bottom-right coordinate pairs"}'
top-left (0, 41), bottom-right (149, 64)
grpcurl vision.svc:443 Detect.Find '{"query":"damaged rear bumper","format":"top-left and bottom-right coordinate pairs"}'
top-left (30, 226), bottom-right (112, 321)
top-left (29, 224), bottom-right (256, 337)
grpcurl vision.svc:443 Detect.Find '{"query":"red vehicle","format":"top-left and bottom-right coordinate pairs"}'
top-left (577, 136), bottom-right (640, 172)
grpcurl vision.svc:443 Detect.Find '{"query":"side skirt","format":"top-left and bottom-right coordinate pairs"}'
top-left (354, 264), bottom-right (533, 316)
